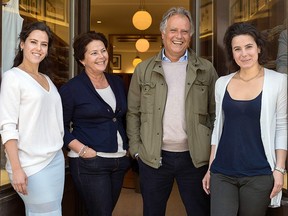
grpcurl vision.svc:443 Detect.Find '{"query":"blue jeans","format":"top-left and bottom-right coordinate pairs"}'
top-left (71, 155), bottom-right (131, 216)
top-left (138, 150), bottom-right (210, 216)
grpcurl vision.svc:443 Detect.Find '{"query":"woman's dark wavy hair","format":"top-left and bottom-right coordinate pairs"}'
top-left (13, 22), bottom-right (53, 74)
top-left (73, 31), bottom-right (108, 67)
top-left (223, 22), bottom-right (268, 72)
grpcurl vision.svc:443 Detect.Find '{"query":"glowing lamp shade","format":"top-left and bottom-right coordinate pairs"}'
top-left (133, 56), bottom-right (142, 67)
top-left (135, 38), bottom-right (150, 52)
top-left (132, 10), bottom-right (152, 30)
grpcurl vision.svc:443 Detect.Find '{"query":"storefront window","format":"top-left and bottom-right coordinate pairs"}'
top-left (0, 0), bottom-right (71, 187)
top-left (0, 0), bottom-right (287, 193)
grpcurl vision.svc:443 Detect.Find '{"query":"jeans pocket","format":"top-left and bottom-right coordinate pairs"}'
top-left (79, 156), bottom-right (100, 174)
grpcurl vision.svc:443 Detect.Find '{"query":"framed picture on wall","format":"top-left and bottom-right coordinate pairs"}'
top-left (112, 54), bottom-right (121, 70)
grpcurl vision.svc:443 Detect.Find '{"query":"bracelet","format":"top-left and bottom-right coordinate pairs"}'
top-left (274, 167), bottom-right (287, 175)
top-left (78, 145), bottom-right (88, 157)
top-left (80, 146), bottom-right (89, 157)
top-left (78, 145), bottom-right (85, 155)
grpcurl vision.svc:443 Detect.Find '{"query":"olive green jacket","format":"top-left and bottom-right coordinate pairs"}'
top-left (126, 49), bottom-right (218, 168)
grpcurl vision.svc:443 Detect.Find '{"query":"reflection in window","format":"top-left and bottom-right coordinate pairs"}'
top-left (1, 0), bottom-right (70, 187)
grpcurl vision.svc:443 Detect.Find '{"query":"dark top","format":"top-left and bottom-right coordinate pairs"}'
top-left (210, 89), bottom-right (271, 177)
top-left (59, 71), bottom-right (128, 152)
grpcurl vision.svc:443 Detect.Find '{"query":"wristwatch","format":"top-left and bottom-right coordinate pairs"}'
top-left (274, 167), bottom-right (287, 175)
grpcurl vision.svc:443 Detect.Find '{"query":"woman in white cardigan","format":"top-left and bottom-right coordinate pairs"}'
top-left (202, 22), bottom-right (287, 216)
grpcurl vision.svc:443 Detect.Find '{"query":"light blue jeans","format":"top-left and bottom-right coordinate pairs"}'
top-left (10, 150), bottom-right (65, 216)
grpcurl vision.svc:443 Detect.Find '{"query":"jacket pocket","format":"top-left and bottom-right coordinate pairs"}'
top-left (191, 84), bottom-right (208, 114)
top-left (140, 82), bottom-right (156, 114)
top-left (195, 123), bottom-right (211, 162)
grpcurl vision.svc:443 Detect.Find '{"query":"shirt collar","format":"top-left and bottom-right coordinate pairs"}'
top-left (161, 49), bottom-right (188, 62)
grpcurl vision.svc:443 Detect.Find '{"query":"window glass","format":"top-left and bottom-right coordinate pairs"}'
top-left (0, 0), bottom-right (70, 187)
top-left (199, 0), bottom-right (214, 62)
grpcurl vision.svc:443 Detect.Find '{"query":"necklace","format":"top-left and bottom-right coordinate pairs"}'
top-left (238, 66), bottom-right (262, 82)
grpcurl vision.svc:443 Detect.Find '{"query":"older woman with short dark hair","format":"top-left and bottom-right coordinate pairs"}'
top-left (60, 31), bottom-right (131, 216)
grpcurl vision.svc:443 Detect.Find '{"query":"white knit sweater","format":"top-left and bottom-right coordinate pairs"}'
top-left (0, 67), bottom-right (64, 177)
top-left (162, 61), bottom-right (189, 152)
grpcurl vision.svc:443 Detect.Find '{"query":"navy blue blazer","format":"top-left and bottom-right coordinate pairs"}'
top-left (59, 71), bottom-right (128, 152)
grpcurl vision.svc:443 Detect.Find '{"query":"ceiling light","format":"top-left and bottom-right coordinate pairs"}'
top-left (135, 38), bottom-right (150, 52)
top-left (132, 10), bottom-right (152, 30)
top-left (133, 56), bottom-right (142, 67)
top-left (132, 0), bottom-right (152, 30)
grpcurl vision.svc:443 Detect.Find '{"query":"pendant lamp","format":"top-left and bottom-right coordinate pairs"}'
top-left (132, 0), bottom-right (152, 30)
top-left (133, 56), bottom-right (142, 67)
top-left (135, 38), bottom-right (150, 52)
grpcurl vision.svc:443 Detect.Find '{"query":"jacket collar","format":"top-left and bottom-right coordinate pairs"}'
top-left (154, 48), bottom-right (208, 69)
top-left (78, 70), bottom-right (121, 113)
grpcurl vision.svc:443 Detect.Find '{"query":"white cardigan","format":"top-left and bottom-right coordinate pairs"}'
top-left (211, 68), bottom-right (287, 207)
top-left (0, 67), bottom-right (64, 177)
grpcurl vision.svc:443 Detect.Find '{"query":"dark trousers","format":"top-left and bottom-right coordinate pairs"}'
top-left (138, 150), bottom-right (210, 216)
top-left (70, 156), bottom-right (131, 216)
top-left (210, 172), bottom-right (274, 216)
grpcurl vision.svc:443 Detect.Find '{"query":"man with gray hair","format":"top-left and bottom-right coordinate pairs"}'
top-left (127, 7), bottom-right (218, 216)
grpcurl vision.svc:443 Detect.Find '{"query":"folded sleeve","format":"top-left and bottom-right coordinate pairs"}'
top-left (0, 72), bottom-right (20, 144)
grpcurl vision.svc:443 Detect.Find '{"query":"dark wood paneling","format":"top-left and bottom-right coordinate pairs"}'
top-left (266, 201), bottom-right (288, 216)
top-left (62, 171), bottom-right (78, 216)
top-left (213, 0), bottom-right (230, 76)
top-left (74, 0), bottom-right (91, 75)
top-left (0, 186), bottom-right (25, 216)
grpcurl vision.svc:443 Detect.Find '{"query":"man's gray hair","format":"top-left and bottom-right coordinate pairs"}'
top-left (160, 7), bottom-right (194, 36)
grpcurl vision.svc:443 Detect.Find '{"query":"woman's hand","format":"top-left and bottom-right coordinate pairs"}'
top-left (12, 168), bottom-right (28, 195)
top-left (81, 147), bottom-right (97, 158)
top-left (3, 140), bottom-right (28, 195)
top-left (202, 171), bottom-right (211, 195)
top-left (270, 170), bottom-right (284, 199)
top-left (68, 140), bottom-right (97, 158)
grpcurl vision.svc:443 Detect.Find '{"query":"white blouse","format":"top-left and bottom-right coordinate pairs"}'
top-left (0, 67), bottom-right (64, 177)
